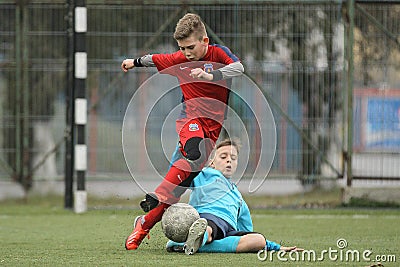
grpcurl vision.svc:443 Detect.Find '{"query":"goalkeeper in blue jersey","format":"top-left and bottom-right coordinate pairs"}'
top-left (166, 138), bottom-right (303, 255)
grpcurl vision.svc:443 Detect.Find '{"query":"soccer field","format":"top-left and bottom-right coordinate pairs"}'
top-left (1, 197), bottom-right (399, 267)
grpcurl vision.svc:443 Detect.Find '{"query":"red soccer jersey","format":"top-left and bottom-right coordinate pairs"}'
top-left (152, 44), bottom-right (240, 130)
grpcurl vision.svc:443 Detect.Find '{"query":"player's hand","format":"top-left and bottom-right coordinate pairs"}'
top-left (280, 246), bottom-right (304, 252)
top-left (190, 68), bottom-right (213, 81)
top-left (121, 59), bottom-right (134, 72)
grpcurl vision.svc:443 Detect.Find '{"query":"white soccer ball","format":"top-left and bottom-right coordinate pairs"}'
top-left (161, 203), bottom-right (200, 242)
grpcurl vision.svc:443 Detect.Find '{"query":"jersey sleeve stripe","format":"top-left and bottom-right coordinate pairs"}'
top-left (214, 44), bottom-right (240, 62)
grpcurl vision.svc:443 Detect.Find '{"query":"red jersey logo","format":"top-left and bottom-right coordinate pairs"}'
top-left (204, 63), bottom-right (213, 73)
top-left (188, 123), bottom-right (200, 131)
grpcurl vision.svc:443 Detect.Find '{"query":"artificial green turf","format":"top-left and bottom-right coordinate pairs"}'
top-left (0, 197), bottom-right (399, 266)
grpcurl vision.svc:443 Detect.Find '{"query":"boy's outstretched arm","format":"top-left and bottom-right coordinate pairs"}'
top-left (121, 55), bottom-right (156, 72)
top-left (190, 61), bottom-right (244, 81)
top-left (280, 246), bottom-right (304, 252)
top-left (121, 58), bottom-right (134, 72)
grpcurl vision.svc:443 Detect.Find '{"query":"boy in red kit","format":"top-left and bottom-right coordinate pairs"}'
top-left (121, 13), bottom-right (244, 250)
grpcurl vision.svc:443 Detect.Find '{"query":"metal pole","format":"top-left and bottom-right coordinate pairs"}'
top-left (22, 2), bottom-right (31, 191)
top-left (73, 0), bottom-right (88, 214)
top-left (65, 0), bottom-right (75, 209)
top-left (346, 0), bottom-right (354, 187)
top-left (15, 4), bottom-right (22, 185)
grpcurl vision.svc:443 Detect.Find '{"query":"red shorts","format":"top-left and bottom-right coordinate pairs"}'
top-left (176, 118), bottom-right (222, 156)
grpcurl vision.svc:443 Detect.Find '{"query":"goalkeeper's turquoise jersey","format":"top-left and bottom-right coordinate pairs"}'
top-left (188, 167), bottom-right (253, 232)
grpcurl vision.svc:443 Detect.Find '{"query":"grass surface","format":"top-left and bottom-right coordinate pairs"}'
top-left (1, 196), bottom-right (399, 266)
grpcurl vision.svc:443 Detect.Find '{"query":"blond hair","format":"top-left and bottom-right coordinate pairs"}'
top-left (215, 138), bottom-right (241, 154)
top-left (208, 138), bottom-right (241, 167)
top-left (173, 13), bottom-right (207, 41)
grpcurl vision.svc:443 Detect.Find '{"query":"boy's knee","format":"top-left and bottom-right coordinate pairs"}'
top-left (254, 234), bottom-right (267, 250)
top-left (184, 137), bottom-right (204, 161)
top-left (245, 233), bottom-right (266, 251)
